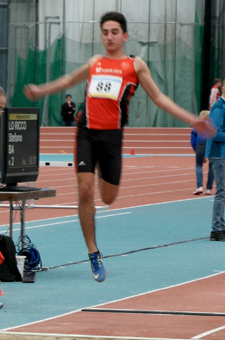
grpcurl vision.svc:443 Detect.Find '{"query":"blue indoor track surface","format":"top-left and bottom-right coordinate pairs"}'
top-left (0, 196), bottom-right (224, 330)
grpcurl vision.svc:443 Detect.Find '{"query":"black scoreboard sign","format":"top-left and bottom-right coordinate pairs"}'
top-left (0, 107), bottom-right (40, 186)
top-left (7, 112), bottom-right (39, 169)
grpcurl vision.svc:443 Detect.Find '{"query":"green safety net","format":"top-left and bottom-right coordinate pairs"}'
top-left (11, 37), bottom-right (64, 126)
top-left (10, 22), bottom-right (203, 127)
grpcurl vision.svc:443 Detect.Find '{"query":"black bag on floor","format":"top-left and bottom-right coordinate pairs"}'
top-left (0, 235), bottom-right (21, 282)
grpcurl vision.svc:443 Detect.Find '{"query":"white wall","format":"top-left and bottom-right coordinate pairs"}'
top-left (38, 0), bottom-right (201, 47)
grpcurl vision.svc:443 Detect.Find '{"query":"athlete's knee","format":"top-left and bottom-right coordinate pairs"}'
top-left (102, 193), bottom-right (117, 205)
top-left (79, 182), bottom-right (94, 203)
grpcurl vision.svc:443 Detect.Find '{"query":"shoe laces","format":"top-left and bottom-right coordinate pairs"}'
top-left (89, 253), bottom-right (102, 271)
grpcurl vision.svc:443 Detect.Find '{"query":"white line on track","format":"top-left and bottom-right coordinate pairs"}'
top-left (0, 212), bottom-right (131, 231)
top-left (193, 325), bottom-right (225, 339)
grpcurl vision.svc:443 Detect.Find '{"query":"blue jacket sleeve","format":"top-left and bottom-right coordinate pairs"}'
top-left (190, 129), bottom-right (197, 152)
top-left (211, 108), bottom-right (225, 142)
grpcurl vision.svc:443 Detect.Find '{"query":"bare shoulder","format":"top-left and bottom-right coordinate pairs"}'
top-left (87, 54), bottom-right (103, 67)
top-left (133, 56), bottom-right (149, 73)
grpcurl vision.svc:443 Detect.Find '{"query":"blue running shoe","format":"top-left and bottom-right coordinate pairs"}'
top-left (88, 251), bottom-right (106, 282)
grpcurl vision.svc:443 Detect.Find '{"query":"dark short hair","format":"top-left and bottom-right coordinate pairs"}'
top-left (100, 11), bottom-right (127, 33)
top-left (66, 94), bottom-right (72, 98)
top-left (214, 78), bottom-right (221, 85)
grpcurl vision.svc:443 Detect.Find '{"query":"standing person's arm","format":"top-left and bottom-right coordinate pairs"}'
top-left (134, 57), bottom-right (216, 136)
top-left (209, 88), bottom-right (214, 109)
top-left (72, 102), bottom-right (76, 115)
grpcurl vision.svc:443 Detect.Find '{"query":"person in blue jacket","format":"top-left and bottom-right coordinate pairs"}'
top-left (206, 79), bottom-right (225, 241)
top-left (191, 110), bottom-right (214, 195)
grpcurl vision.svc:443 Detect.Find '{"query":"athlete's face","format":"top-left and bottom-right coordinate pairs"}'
top-left (101, 21), bottom-right (128, 54)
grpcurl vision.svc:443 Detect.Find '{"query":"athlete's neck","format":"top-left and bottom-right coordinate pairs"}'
top-left (105, 51), bottom-right (127, 60)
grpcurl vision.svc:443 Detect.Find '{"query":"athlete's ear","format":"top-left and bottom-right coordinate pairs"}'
top-left (123, 32), bottom-right (129, 42)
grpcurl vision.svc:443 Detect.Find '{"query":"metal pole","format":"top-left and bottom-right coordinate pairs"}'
top-left (41, 21), bottom-right (51, 126)
top-left (92, 0), bottom-right (95, 56)
top-left (174, 0), bottom-right (178, 104)
top-left (191, 23), bottom-right (197, 115)
top-left (26, 204), bottom-right (109, 211)
top-left (44, 16), bottom-right (60, 50)
top-left (12, 26), bottom-right (16, 99)
top-left (147, 0), bottom-right (151, 126)
top-left (7, 24), bottom-right (29, 104)
top-left (0, 202), bottom-right (109, 211)
top-left (42, 21), bottom-right (60, 126)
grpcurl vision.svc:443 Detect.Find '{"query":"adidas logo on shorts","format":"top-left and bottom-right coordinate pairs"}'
top-left (78, 161), bottom-right (86, 166)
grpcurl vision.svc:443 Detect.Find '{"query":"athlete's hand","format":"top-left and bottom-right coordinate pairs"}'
top-left (24, 84), bottom-right (43, 101)
top-left (191, 116), bottom-right (216, 138)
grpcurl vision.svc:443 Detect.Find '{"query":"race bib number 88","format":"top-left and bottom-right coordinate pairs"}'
top-left (88, 75), bottom-right (122, 100)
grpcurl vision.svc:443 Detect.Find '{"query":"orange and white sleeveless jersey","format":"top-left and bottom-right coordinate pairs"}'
top-left (84, 56), bottom-right (138, 130)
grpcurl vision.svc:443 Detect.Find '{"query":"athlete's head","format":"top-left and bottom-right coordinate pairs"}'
top-left (100, 12), bottom-right (127, 33)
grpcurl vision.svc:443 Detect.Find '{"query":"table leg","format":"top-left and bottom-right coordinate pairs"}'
top-left (9, 201), bottom-right (13, 238)
top-left (20, 200), bottom-right (26, 248)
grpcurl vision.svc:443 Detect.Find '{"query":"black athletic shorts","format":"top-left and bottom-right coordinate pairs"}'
top-left (75, 127), bottom-right (123, 185)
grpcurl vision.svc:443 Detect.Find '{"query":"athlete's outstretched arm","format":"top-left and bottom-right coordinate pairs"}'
top-left (134, 57), bottom-right (216, 137)
top-left (24, 54), bottom-right (102, 101)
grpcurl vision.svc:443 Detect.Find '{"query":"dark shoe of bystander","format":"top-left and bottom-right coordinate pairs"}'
top-left (210, 230), bottom-right (225, 241)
